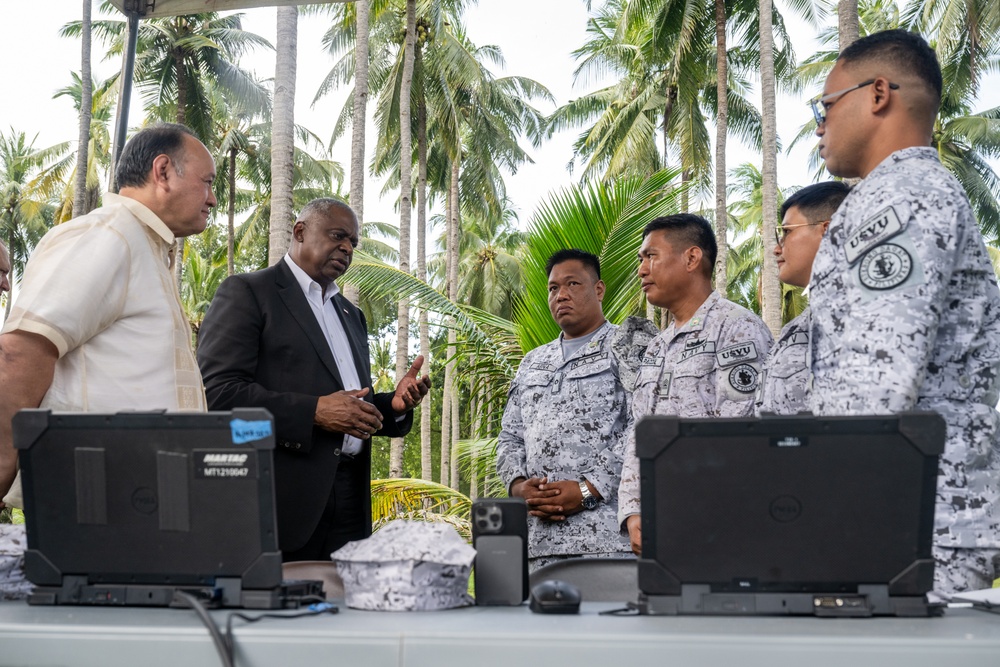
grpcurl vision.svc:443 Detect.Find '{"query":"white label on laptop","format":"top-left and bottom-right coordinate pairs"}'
top-left (195, 450), bottom-right (257, 479)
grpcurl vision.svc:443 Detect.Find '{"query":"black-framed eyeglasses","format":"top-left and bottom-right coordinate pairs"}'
top-left (774, 220), bottom-right (830, 248)
top-left (808, 79), bottom-right (900, 125)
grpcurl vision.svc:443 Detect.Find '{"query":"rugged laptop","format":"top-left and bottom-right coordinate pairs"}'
top-left (635, 413), bottom-right (944, 617)
top-left (15, 409), bottom-right (318, 608)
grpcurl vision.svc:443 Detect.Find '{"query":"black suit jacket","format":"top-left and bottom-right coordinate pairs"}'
top-left (197, 260), bottom-right (412, 552)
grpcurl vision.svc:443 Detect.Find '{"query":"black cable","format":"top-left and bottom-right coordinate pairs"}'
top-left (175, 590), bottom-right (235, 667)
top-left (224, 601), bottom-right (339, 661)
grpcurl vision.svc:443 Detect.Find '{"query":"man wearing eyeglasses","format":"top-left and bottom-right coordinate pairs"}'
top-left (809, 29), bottom-right (1000, 593)
top-left (756, 182), bottom-right (850, 415)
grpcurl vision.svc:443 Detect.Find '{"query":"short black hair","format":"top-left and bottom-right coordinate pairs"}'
top-left (115, 123), bottom-right (198, 189)
top-left (642, 214), bottom-right (717, 275)
top-left (838, 29), bottom-right (942, 109)
top-left (545, 248), bottom-right (601, 281)
top-left (780, 181), bottom-right (851, 222)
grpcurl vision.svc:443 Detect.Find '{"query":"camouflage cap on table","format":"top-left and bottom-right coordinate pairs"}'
top-left (332, 520), bottom-right (475, 611)
top-left (0, 525), bottom-right (32, 600)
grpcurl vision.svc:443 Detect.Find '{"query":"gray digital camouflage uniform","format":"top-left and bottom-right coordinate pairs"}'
top-left (755, 308), bottom-right (811, 415)
top-left (497, 318), bottom-right (657, 564)
top-left (809, 147), bottom-right (1000, 592)
top-left (618, 292), bottom-right (774, 524)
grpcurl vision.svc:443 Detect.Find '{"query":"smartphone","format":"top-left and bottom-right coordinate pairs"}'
top-left (471, 498), bottom-right (529, 605)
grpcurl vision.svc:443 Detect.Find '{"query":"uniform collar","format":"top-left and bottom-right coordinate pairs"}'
top-left (103, 192), bottom-right (175, 245)
top-left (865, 146), bottom-right (938, 182)
top-left (667, 290), bottom-right (720, 340)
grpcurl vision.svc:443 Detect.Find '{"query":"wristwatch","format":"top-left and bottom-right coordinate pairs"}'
top-left (579, 480), bottom-right (599, 510)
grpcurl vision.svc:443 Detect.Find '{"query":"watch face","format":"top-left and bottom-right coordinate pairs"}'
top-left (582, 496), bottom-right (599, 510)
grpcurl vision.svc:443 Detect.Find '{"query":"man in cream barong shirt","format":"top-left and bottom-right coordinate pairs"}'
top-left (0, 123), bottom-right (215, 508)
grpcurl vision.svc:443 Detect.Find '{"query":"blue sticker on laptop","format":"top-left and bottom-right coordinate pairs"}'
top-left (230, 419), bottom-right (272, 444)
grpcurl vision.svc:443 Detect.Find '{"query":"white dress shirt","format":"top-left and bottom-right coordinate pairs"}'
top-left (283, 255), bottom-right (365, 455)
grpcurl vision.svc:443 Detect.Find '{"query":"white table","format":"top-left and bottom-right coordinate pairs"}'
top-left (1, 600), bottom-right (999, 667)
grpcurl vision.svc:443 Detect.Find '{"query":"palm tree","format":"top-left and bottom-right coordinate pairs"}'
top-left (180, 226), bottom-right (227, 339)
top-left (340, 169), bottom-right (688, 495)
top-left (759, 0), bottom-right (782, 335)
top-left (390, 0), bottom-right (418, 479)
top-left (453, 203), bottom-right (525, 321)
top-left (902, 0), bottom-right (1000, 91)
top-left (32, 74), bottom-right (116, 224)
top-left (63, 9), bottom-right (271, 282)
top-left (73, 0), bottom-right (93, 219)
top-left (63, 11), bottom-right (271, 143)
top-left (840, 0), bottom-right (860, 49)
top-left (349, 0), bottom-right (372, 308)
top-left (269, 5), bottom-right (297, 266)
top-left (793, 1), bottom-right (1000, 241)
top-left (725, 162), bottom-right (804, 321)
top-left (0, 131), bottom-right (58, 318)
top-left (237, 124), bottom-right (345, 271)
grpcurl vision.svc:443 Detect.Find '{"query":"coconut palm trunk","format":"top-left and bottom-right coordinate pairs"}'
top-left (345, 0), bottom-right (370, 307)
top-left (227, 145), bottom-right (237, 276)
top-left (389, 0), bottom-right (417, 478)
top-left (759, 0), bottom-right (781, 335)
top-left (439, 180), bottom-right (454, 486)
top-left (713, 0), bottom-right (728, 295)
top-left (269, 5), bottom-right (297, 265)
top-left (72, 0), bottom-right (92, 219)
top-left (839, 0), bottom-right (860, 50)
top-left (417, 96), bottom-right (432, 482)
top-left (448, 157), bottom-right (461, 491)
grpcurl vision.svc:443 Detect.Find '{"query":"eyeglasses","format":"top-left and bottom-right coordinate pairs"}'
top-left (774, 220), bottom-right (829, 248)
top-left (808, 79), bottom-right (900, 125)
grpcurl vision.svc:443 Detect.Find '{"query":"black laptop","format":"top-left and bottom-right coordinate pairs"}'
top-left (635, 413), bottom-right (944, 617)
top-left (14, 409), bottom-right (319, 609)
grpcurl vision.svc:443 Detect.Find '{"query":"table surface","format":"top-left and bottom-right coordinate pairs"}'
top-left (2, 599), bottom-right (999, 667)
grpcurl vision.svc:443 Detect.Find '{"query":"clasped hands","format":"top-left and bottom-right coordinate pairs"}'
top-left (511, 476), bottom-right (594, 521)
top-left (314, 356), bottom-right (431, 440)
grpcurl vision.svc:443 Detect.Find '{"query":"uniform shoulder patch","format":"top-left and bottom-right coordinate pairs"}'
top-left (858, 242), bottom-right (913, 290)
top-left (729, 363), bottom-right (759, 393)
top-left (845, 205), bottom-right (905, 264)
top-left (716, 341), bottom-right (759, 368)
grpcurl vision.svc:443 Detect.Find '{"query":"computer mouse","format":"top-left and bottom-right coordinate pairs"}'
top-left (529, 579), bottom-right (581, 614)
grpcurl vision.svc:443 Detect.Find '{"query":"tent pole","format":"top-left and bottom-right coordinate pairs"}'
top-left (109, 7), bottom-right (140, 193)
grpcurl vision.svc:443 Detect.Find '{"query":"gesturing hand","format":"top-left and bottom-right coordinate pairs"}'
top-left (391, 355), bottom-right (432, 413)
top-left (315, 388), bottom-right (384, 440)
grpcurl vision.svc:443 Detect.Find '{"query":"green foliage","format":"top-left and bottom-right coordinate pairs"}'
top-left (516, 168), bottom-right (687, 352)
top-left (370, 477), bottom-right (472, 541)
top-left (0, 507), bottom-right (25, 524)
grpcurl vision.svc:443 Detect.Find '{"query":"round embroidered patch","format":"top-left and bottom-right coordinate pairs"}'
top-left (729, 364), bottom-right (759, 393)
top-left (859, 243), bottom-right (912, 290)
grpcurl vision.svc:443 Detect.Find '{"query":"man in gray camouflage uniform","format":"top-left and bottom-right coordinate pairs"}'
top-left (756, 181), bottom-right (850, 415)
top-left (497, 249), bottom-right (657, 571)
top-left (618, 215), bottom-right (774, 554)
top-left (810, 29), bottom-right (1000, 592)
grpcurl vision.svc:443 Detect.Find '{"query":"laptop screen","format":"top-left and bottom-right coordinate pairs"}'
top-left (15, 409), bottom-right (281, 591)
top-left (635, 413), bottom-right (943, 598)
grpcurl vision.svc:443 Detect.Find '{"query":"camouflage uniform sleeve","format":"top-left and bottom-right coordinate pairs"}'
top-left (584, 380), bottom-right (628, 501)
top-left (616, 336), bottom-right (664, 526)
top-left (715, 312), bottom-right (774, 417)
top-left (616, 414), bottom-right (641, 527)
top-left (811, 196), bottom-right (960, 414)
top-left (496, 361), bottom-right (529, 494)
top-left (589, 318), bottom-right (658, 502)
